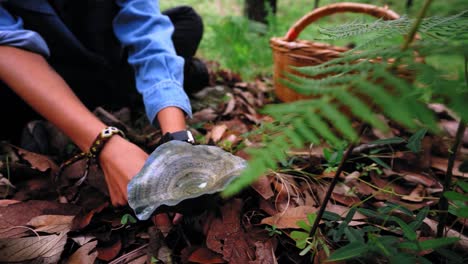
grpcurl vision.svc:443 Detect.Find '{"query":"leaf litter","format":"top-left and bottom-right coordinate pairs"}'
top-left (0, 63), bottom-right (467, 263)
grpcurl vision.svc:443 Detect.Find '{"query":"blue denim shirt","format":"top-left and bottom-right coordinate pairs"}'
top-left (0, 0), bottom-right (192, 123)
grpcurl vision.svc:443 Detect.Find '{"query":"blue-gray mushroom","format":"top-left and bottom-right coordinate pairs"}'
top-left (128, 141), bottom-right (247, 220)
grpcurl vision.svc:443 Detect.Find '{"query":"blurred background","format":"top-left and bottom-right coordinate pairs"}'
top-left (160, 0), bottom-right (467, 80)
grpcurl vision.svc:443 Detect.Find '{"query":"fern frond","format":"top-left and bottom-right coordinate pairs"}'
top-left (305, 111), bottom-right (342, 146)
top-left (318, 98), bottom-right (358, 142)
top-left (281, 74), bottom-right (354, 95)
top-left (334, 90), bottom-right (388, 132)
top-left (318, 11), bottom-right (468, 44)
top-left (353, 79), bottom-right (417, 130)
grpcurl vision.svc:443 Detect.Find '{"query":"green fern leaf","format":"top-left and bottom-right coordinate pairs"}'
top-left (334, 90), bottom-right (388, 132)
top-left (318, 99), bottom-right (358, 142)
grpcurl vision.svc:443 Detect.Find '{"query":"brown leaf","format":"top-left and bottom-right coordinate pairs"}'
top-left (326, 204), bottom-right (366, 220)
top-left (440, 120), bottom-right (468, 145)
top-left (0, 200), bottom-right (80, 238)
top-left (206, 199), bottom-right (254, 263)
top-left (210, 124), bottom-right (228, 143)
top-left (16, 147), bottom-right (59, 173)
top-left (384, 169), bottom-right (437, 187)
top-left (222, 94), bottom-right (236, 116)
top-left (251, 176), bottom-right (274, 200)
top-left (260, 206), bottom-right (318, 229)
top-left (27, 214), bottom-right (75, 233)
top-left (151, 213), bottom-right (173, 238)
top-left (401, 184), bottom-right (427, 202)
top-left (188, 247), bottom-right (225, 264)
top-left (0, 199), bottom-right (20, 207)
top-left (71, 202), bottom-right (109, 230)
top-left (97, 239), bottom-right (122, 261)
top-left (0, 232), bottom-right (67, 263)
top-left (191, 108), bottom-right (218, 123)
top-left (248, 240), bottom-right (276, 264)
top-left (67, 240), bottom-right (98, 264)
top-left (431, 157), bottom-right (466, 177)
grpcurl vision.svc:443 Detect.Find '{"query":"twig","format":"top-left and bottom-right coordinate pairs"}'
top-left (308, 125), bottom-right (366, 237)
top-left (437, 55), bottom-right (468, 237)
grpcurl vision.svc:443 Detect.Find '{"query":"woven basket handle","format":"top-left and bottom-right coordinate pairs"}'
top-left (285, 2), bottom-right (400, 41)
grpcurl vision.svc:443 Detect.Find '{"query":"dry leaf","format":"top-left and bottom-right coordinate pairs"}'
top-left (210, 124), bottom-right (228, 143)
top-left (0, 232), bottom-right (67, 263)
top-left (222, 94), bottom-right (236, 116)
top-left (206, 199), bottom-right (254, 263)
top-left (431, 157), bottom-right (466, 177)
top-left (0, 200), bottom-right (80, 238)
top-left (251, 176), bottom-right (274, 200)
top-left (67, 240), bottom-right (98, 264)
top-left (188, 247), bottom-right (225, 264)
top-left (97, 239), bottom-right (122, 261)
top-left (16, 147), bottom-right (58, 173)
top-left (27, 214), bottom-right (75, 233)
top-left (261, 206), bottom-right (318, 229)
top-left (402, 184), bottom-right (427, 202)
top-left (71, 202), bottom-right (109, 230)
top-left (151, 213), bottom-right (173, 237)
top-left (248, 240), bottom-right (276, 264)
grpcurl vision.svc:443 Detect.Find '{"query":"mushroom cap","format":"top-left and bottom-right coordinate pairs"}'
top-left (128, 141), bottom-right (247, 220)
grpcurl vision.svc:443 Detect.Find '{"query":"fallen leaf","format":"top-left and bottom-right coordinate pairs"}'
top-left (72, 235), bottom-right (96, 246)
top-left (402, 184), bottom-right (426, 202)
top-left (71, 202), bottom-right (109, 230)
top-left (261, 206), bottom-right (318, 229)
top-left (210, 124), bottom-right (228, 143)
top-left (0, 199), bottom-right (20, 207)
top-left (331, 193), bottom-right (361, 207)
top-left (191, 108), bottom-right (218, 123)
top-left (222, 94), bottom-right (236, 116)
top-left (431, 157), bottom-right (466, 177)
top-left (0, 232), bottom-right (67, 263)
top-left (0, 200), bottom-right (80, 238)
top-left (251, 176), bottom-right (274, 200)
top-left (16, 147), bottom-right (59, 173)
top-left (188, 247), bottom-right (225, 264)
top-left (248, 240), bottom-right (276, 264)
top-left (97, 239), bottom-right (122, 261)
top-left (27, 214), bottom-right (75, 233)
top-left (440, 120), bottom-right (468, 145)
top-left (152, 213), bottom-right (173, 237)
top-left (206, 199), bottom-right (254, 263)
top-left (67, 240), bottom-right (98, 264)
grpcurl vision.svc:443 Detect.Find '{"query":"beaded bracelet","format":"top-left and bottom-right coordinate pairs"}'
top-left (58, 126), bottom-right (125, 181)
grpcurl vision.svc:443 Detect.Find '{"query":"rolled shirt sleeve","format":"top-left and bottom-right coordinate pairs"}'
top-left (0, 4), bottom-right (50, 57)
top-left (113, 0), bottom-right (192, 123)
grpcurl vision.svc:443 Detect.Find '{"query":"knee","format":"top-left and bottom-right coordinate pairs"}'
top-left (172, 6), bottom-right (204, 38)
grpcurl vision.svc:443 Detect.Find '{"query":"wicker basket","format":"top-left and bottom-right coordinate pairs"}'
top-left (270, 2), bottom-right (400, 102)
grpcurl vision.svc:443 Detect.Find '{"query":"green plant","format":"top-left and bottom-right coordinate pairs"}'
top-left (120, 213), bottom-right (137, 225)
top-left (290, 212), bottom-right (331, 257)
top-left (223, 3), bottom-right (467, 199)
top-left (265, 224), bottom-right (282, 236)
top-left (325, 205), bottom-right (461, 263)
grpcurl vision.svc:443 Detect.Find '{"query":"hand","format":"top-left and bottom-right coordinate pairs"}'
top-left (98, 135), bottom-right (148, 206)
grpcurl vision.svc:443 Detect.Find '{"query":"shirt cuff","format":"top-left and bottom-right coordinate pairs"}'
top-left (0, 30), bottom-right (50, 57)
top-left (143, 80), bottom-right (193, 124)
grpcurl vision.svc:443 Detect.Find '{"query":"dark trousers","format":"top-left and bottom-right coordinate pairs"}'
top-left (0, 5), bottom-right (203, 143)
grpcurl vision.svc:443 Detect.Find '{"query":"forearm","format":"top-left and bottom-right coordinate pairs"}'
top-left (0, 46), bottom-right (105, 151)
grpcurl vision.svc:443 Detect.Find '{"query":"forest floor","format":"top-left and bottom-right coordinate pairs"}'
top-left (0, 61), bottom-right (467, 263)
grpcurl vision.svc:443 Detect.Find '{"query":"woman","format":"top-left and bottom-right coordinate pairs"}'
top-left (0, 0), bottom-right (208, 206)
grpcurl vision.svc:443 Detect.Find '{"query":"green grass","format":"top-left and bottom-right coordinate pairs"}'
top-left (161, 0), bottom-right (467, 80)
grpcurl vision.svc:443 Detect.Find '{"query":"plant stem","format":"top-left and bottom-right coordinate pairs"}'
top-left (308, 125), bottom-right (366, 238)
top-left (437, 120), bottom-right (466, 237)
top-left (401, 0), bottom-right (433, 51)
top-left (437, 55), bottom-right (468, 237)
